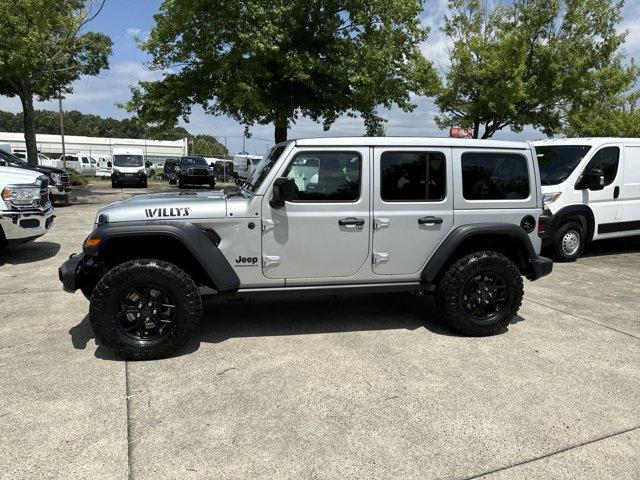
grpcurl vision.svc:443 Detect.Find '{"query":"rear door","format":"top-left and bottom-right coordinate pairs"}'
top-left (371, 147), bottom-right (454, 275)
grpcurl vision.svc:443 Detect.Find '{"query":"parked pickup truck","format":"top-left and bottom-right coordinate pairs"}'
top-left (0, 164), bottom-right (54, 251)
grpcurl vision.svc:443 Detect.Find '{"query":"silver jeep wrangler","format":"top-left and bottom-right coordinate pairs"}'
top-left (59, 137), bottom-right (552, 359)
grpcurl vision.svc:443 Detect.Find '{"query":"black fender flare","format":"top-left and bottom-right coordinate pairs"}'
top-left (83, 221), bottom-right (240, 292)
top-left (421, 223), bottom-right (538, 284)
top-left (547, 205), bottom-right (595, 242)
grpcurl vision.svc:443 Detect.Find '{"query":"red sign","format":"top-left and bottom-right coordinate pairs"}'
top-left (450, 127), bottom-right (473, 138)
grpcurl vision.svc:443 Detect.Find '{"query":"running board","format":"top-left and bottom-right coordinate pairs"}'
top-left (201, 282), bottom-right (427, 300)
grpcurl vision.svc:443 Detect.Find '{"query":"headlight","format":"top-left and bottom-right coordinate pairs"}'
top-left (1, 185), bottom-right (41, 207)
top-left (50, 173), bottom-right (61, 185)
top-left (542, 192), bottom-right (562, 204)
top-left (174, 166), bottom-right (181, 172)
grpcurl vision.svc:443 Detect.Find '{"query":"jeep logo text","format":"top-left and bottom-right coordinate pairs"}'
top-left (235, 255), bottom-right (259, 266)
top-left (145, 207), bottom-right (191, 218)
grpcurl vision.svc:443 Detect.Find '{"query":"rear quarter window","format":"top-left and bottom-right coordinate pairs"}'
top-left (461, 152), bottom-right (530, 200)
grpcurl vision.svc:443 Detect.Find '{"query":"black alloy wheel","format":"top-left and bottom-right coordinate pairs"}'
top-left (461, 271), bottom-right (507, 324)
top-left (115, 284), bottom-right (176, 341)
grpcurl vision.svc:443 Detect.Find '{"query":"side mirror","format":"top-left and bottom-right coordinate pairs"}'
top-left (270, 177), bottom-right (297, 208)
top-left (577, 168), bottom-right (605, 191)
top-left (145, 161), bottom-right (152, 168)
top-left (107, 161), bottom-right (112, 168)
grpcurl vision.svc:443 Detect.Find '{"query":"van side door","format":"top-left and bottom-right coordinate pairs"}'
top-left (371, 147), bottom-right (454, 275)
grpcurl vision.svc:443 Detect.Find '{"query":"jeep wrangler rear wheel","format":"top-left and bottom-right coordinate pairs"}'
top-left (435, 251), bottom-right (523, 336)
top-left (89, 259), bottom-right (202, 360)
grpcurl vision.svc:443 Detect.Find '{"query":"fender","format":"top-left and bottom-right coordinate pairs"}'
top-left (421, 223), bottom-right (538, 284)
top-left (547, 205), bottom-right (595, 242)
top-left (82, 221), bottom-right (240, 292)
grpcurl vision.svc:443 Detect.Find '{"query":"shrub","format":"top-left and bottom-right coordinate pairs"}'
top-left (67, 169), bottom-right (88, 186)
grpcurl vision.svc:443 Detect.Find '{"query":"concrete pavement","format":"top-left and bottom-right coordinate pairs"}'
top-left (1, 183), bottom-right (638, 479)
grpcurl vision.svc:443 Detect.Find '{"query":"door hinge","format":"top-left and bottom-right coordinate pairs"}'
top-left (262, 219), bottom-right (279, 232)
top-left (262, 255), bottom-right (281, 268)
top-left (372, 252), bottom-right (389, 264)
top-left (373, 218), bottom-right (390, 230)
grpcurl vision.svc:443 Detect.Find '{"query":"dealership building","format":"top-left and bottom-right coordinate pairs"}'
top-left (0, 131), bottom-right (188, 164)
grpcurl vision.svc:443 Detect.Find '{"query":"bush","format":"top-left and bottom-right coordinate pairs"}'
top-left (67, 169), bottom-right (88, 186)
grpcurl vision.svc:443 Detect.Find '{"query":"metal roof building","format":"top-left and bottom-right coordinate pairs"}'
top-left (0, 131), bottom-right (188, 163)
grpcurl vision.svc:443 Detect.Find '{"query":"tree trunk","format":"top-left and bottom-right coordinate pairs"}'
top-left (274, 117), bottom-right (289, 144)
top-left (19, 83), bottom-right (38, 166)
top-left (472, 117), bottom-right (480, 139)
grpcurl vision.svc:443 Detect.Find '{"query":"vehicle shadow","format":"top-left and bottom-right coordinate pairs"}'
top-left (69, 292), bottom-right (522, 361)
top-left (580, 235), bottom-right (640, 258)
top-left (0, 241), bottom-right (60, 266)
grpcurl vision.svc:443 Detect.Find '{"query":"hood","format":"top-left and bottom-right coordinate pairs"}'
top-left (96, 190), bottom-right (229, 223)
top-left (26, 164), bottom-right (66, 174)
top-left (0, 166), bottom-right (45, 184)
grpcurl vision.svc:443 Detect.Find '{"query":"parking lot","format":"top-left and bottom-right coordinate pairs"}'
top-left (1, 182), bottom-right (639, 480)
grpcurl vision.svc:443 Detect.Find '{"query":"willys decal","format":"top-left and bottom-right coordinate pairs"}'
top-left (145, 207), bottom-right (191, 218)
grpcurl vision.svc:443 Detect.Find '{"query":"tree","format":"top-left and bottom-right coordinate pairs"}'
top-left (0, 0), bottom-right (112, 164)
top-left (435, 0), bottom-right (636, 139)
top-left (190, 135), bottom-right (229, 157)
top-left (126, 0), bottom-right (439, 143)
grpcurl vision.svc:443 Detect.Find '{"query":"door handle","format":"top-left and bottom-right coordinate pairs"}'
top-left (614, 186), bottom-right (620, 199)
top-left (338, 217), bottom-right (365, 227)
top-left (418, 216), bottom-right (443, 225)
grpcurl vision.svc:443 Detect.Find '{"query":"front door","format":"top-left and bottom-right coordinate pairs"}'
top-left (261, 148), bottom-right (370, 280)
top-left (372, 147), bottom-right (454, 275)
top-left (579, 145), bottom-right (623, 238)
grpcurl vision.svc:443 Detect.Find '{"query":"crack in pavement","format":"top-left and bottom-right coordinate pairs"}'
top-left (125, 361), bottom-right (133, 480)
top-left (524, 298), bottom-right (640, 341)
top-left (459, 424), bottom-right (640, 480)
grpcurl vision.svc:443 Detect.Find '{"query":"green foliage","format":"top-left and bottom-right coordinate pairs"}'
top-left (191, 135), bottom-right (229, 157)
top-left (435, 0), bottom-right (636, 139)
top-left (0, 0), bottom-right (112, 163)
top-left (126, 0), bottom-right (440, 142)
top-left (67, 169), bottom-right (88, 186)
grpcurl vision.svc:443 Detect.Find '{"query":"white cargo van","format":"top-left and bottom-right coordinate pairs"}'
top-left (110, 147), bottom-right (150, 188)
top-left (533, 138), bottom-right (640, 261)
top-left (233, 154), bottom-right (262, 181)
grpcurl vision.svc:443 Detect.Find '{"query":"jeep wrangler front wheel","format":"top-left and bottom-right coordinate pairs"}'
top-left (89, 259), bottom-right (202, 360)
top-left (435, 251), bottom-right (523, 336)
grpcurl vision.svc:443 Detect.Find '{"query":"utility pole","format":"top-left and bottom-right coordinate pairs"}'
top-left (242, 133), bottom-right (246, 154)
top-left (58, 95), bottom-right (67, 170)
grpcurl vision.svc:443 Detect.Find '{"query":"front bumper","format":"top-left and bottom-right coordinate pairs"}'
top-left (59, 253), bottom-right (85, 292)
top-left (49, 185), bottom-right (71, 201)
top-left (180, 175), bottom-right (215, 185)
top-left (529, 255), bottom-right (553, 280)
top-left (0, 207), bottom-right (54, 244)
top-left (113, 172), bottom-right (146, 185)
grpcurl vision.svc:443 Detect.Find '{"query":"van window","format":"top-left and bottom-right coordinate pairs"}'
top-left (582, 147), bottom-right (619, 186)
top-left (82, 157), bottom-right (89, 164)
top-left (284, 152), bottom-right (361, 202)
top-left (462, 152), bottom-right (529, 200)
top-left (380, 151), bottom-right (446, 201)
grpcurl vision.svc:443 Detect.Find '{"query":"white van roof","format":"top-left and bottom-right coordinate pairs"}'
top-left (112, 147), bottom-right (144, 155)
top-left (291, 136), bottom-right (531, 150)
top-left (532, 137), bottom-right (640, 148)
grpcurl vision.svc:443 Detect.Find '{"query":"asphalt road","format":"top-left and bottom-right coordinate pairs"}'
top-left (1, 182), bottom-right (638, 479)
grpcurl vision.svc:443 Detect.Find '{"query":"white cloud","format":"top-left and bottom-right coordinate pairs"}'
top-left (125, 28), bottom-right (142, 38)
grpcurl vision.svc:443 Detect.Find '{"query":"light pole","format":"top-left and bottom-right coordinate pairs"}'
top-left (58, 95), bottom-right (67, 170)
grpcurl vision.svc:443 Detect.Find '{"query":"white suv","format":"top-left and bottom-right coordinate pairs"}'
top-left (0, 165), bottom-right (54, 250)
top-left (533, 138), bottom-right (640, 261)
top-left (60, 137), bottom-right (552, 359)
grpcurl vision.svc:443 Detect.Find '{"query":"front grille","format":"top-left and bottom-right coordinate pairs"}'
top-left (38, 177), bottom-right (50, 208)
top-left (60, 172), bottom-right (70, 187)
top-left (190, 168), bottom-right (209, 176)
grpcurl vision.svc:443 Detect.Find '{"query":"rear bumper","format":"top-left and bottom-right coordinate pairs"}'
top-left (59, 253), bottom-right (85, 292)
top-left (529, 255), bottom-right (553, 280)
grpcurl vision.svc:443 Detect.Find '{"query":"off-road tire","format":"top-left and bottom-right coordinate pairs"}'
top-left (177, 177), bottom-right (185, 189)
top-left (435, 251), bottom-right (523, 336)
top-left (552, 221), bottom-right (585, 262)
top-left (111, 180), bottom-right (119, 188)
top-left (90, 259), bottom-right (202, 360)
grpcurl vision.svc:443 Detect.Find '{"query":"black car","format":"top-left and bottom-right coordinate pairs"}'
top-left (163, 158), bottom-right (179, 185)
top-left (0, 150), bottom-right (71, 204)
top-left (174, 156), bottom-right (215, 189)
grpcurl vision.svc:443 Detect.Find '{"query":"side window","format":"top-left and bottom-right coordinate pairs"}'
top-left (380, 151), bottom-right (446, 201)
top-left (461, 152), bottom-right (530, 200)
top-left (284, 152), bottom-right (361, 202)
top-left (583, 147), bottom-right (619, 186)
top-left (82, 157), bottom-right (89, 164)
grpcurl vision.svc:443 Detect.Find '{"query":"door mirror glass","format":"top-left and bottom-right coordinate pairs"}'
top-left (577, 168), bottom-right (605, 191)
top-left (270, 177), bottom-right (297, 208)
top-left (107, 161), bottom-right (112, 168)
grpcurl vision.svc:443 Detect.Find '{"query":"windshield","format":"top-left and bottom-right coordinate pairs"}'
top-left (243, 146), bottom-right (287, 193)
top-left (180, 156), bottom-right (208, 166)
top-left (0, 150), bottom-right (26, 165)
top-left (536, 145), bottom-right (592, 186)
top-left (113, 154), bottom-right (143, 167)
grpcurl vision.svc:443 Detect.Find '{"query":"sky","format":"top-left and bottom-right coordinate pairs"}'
top-left (1, 0), bottom-right (639, 155)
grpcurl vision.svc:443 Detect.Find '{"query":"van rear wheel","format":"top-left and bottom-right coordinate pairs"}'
top-left (435, 251), bottom-right (523, 336)
top-left (552, 221), bottom-right (585, 262)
